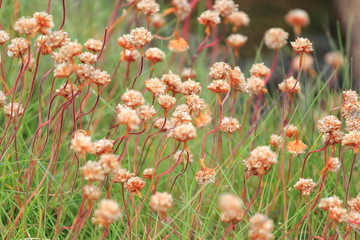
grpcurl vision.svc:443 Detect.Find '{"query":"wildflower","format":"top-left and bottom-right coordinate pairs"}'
top-left (243, 146), bottom-right (277, 176)
top-left (194, 111), bottom-right (212, 128)
top-left (285, 9), bottom-right (310, 28)
top-left (47, 30), bottom-right (70, 49)
top-left (219, 194), bottom-right (244, 222)
top-left (151, 14), bottom-right (166, 29)
top-left (186, 94), bottom-right (205, 113)
top-left (121, 49), bottom-right (141, 62)
top-left (91, 69), bottom-right (111, 85)
top-left (342, 90), bottom-right (358, 103)
top-left (246, 77), bottom-right (266, 95)
top-left (158, 94), bottom-right (176, 110)
top-left (293, 54), bottom-right (314, 72)
top-left (145, 77), bottom-right (167, 96)
top-left (229, 67), bottom-right (247, 92)
top-left (322, 130), bottom-right (344, 145)
top-left (3, 102), bottom-right (24, 117)
top-left (195, 166), bottom-right (216, 184)
top-left (126, 176), bottom-right (146, 194)
top-left (172, 123), bottom-right (196, 142)
top-left (182, 68), bottom-right (196, 79)
top-left (58, 41), bottom-right (83, 61)
top-left (162, 71), bottom-right (182, 93)
top-left (213, 0), bottom-right (238, 17)
top-left (153, 117), bottom-right (173, 131)
top-left (78, 52), bottom-right (98, 64)
top-left (294, 178), bottom-right (316, 195)
top-left (145, 47), bottom-right (165, 63)
top-left (325, 157), bottom-right (341, 172)
top-left (347, 211), bottom-right (360, 230)
top-left (83, 185), bottom-right (101, 201)
top-left (136, 0), bottom-right (160, 16)
top-left (317, 115), bottom-right (342, 134)
top-left (143, 168), bottom-right (155, 179)
top-left (348, 194), bottom-right (360, 213)
top-left (269, 134), bottom-right (282, 149)
top-left (7, 38), bottom-right (29, 58)
top-left (71, 131), bottom-right (94, 155)
top-left (121, 89), bottom-right (145, 108)
top-left (226, 33), bottom-right (248, 49)
top-left (93, 139), bottom-right (114, 155)
top-left (286, 139), bottom-right (307, 156)
top-left (137, 105), bottom-right (156, 122)
top-left (0, 91), bottom-right (6, 107)
top-left (220, 117), bottom-right (240, 134)
top-left (172, 0), bottom-right (191, 20)
top-left (168, 37), bottom-right (189, 52)
top-left (181, 79), bottom-right (202, 95)
top-left (118, 27), bottom-right (153, 50)
top-left (13, 17), bottom-right (37, 36)
top-left (346, 118), bottom-right (360, 132)
top-left (209, 62), bottom-right (232, 80)
top-left (198, 10), bottom-right (221, 34)
top-left (249, 214), bottom-right (274, 240)
top-left (285, 124), bottom-right (298, 138)
top-left (291, 37), bottom-right (314, 54)
top-left (329, 206), bottom-right (348, 222)
top-left (33, 12), bottom-right (54, 34)
top-left (54, 63), bottom-right (74, 78)
top-left (149, 192), bottom-right (173, 212)
top-left (226, 11), bottom-right (250, 31)
top-left (99, 154), bottom-right (120, 173)
top-left (0, 30), bottom-right (10, 45)
top-left (264, 28), bottom-right (289, 50)
top-left (81, 161), bottom-right (105, 181)
top-left (319, 196), bottom-right (342, 211)
top-left (342, 131), bottom-right (360, 153)
top-left (113, 168), bottom-right (135, 183)
top-left (174, 150), bottom-right (193, 163)
top-left (171, 104), bottom-right (192, 126)
top-left (116, 107), bottom-right (141, 130)
top-left (55, 83), bottom-right (80, 100)
top-left (208, 80), bottom-right (230, 93)
top-left (76, 64), bottom-right (95, 81)
top-left (325, 51), bottom-right (345, 68)
top-left (250, 63), bottom-right (270, 78)
top-left (92, 199), bottom-right (121, 228)
top-left (278, 76), bottom-right (301, 93)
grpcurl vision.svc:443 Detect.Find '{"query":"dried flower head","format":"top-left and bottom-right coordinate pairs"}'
top-left (226, 33), bottom-right (248, 49)
top-left (198, 10), bottom-right (221, 27)
top-left (185, 94), bottom-right (205, 113)
top-left (118, 27), bottom-right (153, 50)
top-left (121, 49), bottom-right (141, 62)
top-left (209, 62), bottom-right (232, 80)
top-left (181, 79), bottom-right (202, 95)
top-left (82, 185), bottom-right (101, 201)
top-left (168, 37), bottom-right (189, 52)
top-left (182, 68), bottom-right (196, 79)
top-left (347, 211), bottom-right (360, 230)
top-left (286, 139), bottom-right (307, 156)
top-left (36, 35), bottom-right (53, 54)
top-left (326, 157), bottom-right (341, 172)
top-left (213, 0), bottom-right (238, 17)
top-left (285, 9), bottom-right (310, 28)
top-left (249, 214), bottom-right (274, 240)
top-left (76, 64), bottom-right (95, 81)
top-left (195, 166), bottom-right (216, 184)
top-left (116, 107), bottom-right (141, 130)
top-left (246, 77), bottom-right (266, 95)
top-left (47, 30), bottom-right (70, 49)
top-left (341, 101), bottom-right (360, 119)
top-left (92, 199), bottom-right (121, 228)
top-left (328, 206), bottom-right (348, 222)
top-left (137, 0), bottom-right (160, 16)
top-left (294, 178), bottom-right (316, 195)
top-left (13, 17), bottom-right (37, 36)
top-left (137, 105), bottom-right (156, 122)
top-left (99, 154), bottom-right (120, 173)
top-left (264, 28), bottom-right (289, 50)
top-left (346, 118), bottom-right (360, 132)
top-left (172, 123), bottom-right (196, 142)
top-left (0, 91), bottom-right (7, 107)
top-left (93, 139), bottom-right (114, 155)
top-left (194, 111), bottom-right (212, 128)
top-left (285, 124), bottom-right (298, 138)
top-left (291, 37), bottom-right (314, 54)
top-left (250, 63), bottom-right (270, 78)
top-left (229, 67), bottom-right (247, 92)
top-left (342, 131), bottom-right (360, 152)
top-left (143, 168), bottom-right (155, 179)
top-left (151, 14), bottom-right (166, 29)
top-left (7, 37), bottom-right (29, 58)
top-left (325, 51), bottom-right (345, 68)
top-left (81, 161), bottom-right (105, 181)
top-left (126, 176), bottom-right (146, 193)
top-left (3, 102), bottom-right (24, 117)
top-left (145, 47), bottom-right (165, 63)
top-left (121, 89), bottom-right (145, 108)
top-left (71, 131), bottom-right (94, 155)
top-left (113, 168), bottom-right (135, 183)
top-left (342, 90), bottom-right (358, 103)
top-left (208, 80), bottom-right (230, 93)
top-left (226, 11), bottom-right (250, 30)
top-left (54, 63), bottom-right (74, 78)
top-left (172, 0), bottom-right (191, 20)
top-left (220, 117), bottom-right (240, 134)
top-left (78, 52), bottom-right (98, 64)
top-left (278, 76), bottom-right (301, 93)
top-left (293, 54), bottom-right (314, 72)
top-left (149, 192), bottom-right (173, 212)
top-left (33, 12), bottom-right (54, 34)
top-left (174, 150), bottom-right (193, 163)
top-left (171, 104), bottom-right (192, 126)
top-left (0, 30), bottom-right (10, 45)
top-left (153, 117), bottom-right (173, 131)
top-left (317, 115), bottom-right (342, 134)
top-left (319, 196), bottom-right (343, 211)
top-left (58, 41), bottom-right (83, 61)
top-left (145, 77), bottom-right (167, 96)
top-left (348, 195), bottom-right (360, 213)
top-left (243, 146), bottom-right (277, 176)
top-left (269, 134), bottom-right (282, 149)
top-left (158, 94), bottom-right (176, 110)
top-left (162, 71), bottom-right (182, 93)
top-left (91, 69), bottom-right (111, 86)
top-left (322, 130), bottom-right (344, 145)
top-left (219, 194), bottom-right (244, 223)
top-left (55, 83), bottom-right (80, 100)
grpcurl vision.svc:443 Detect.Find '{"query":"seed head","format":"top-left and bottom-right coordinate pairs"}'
top-left (229, 66), bottom-right (247, 92)
top-left (186, 94), bottom-right (205, 113)
top-left (249, 214), bottom-right (274, 240)
top-left (76, 64), bottom-right (95, 81)
top-left (348, 194), bottom-right (360, 213)
top-left (162, 71), bottom-right (182, 93)
top-left (116, 107), bottom-right (141, 130)
top-left (325, 51), bottom-right (345, 68)
top-left (118, 27), bottom-right (153, 50)
top-left (264, 28), bottom-right (289, 50)
top-left (149, 192), bottom-right (173, 212)
top-left (121, 89), bottom-right (145, 108)
top-left (194, 111), bottom-right (212, 128)
top-left (243, 146), bottom-right (277, 176)
top-left (182, 68), bottom-right (196, 79)
top-left (172, 123), bottom-right (196, 142)
top-left (99, 154), bottom-right (120, 173)
top-left (158, 94), bottom-right (176, 110)
top-left (286, 139), bottom-right (308, 156)
top-left (347, 211), bottom-right (360, 230)
top-left (54, 63), bottom-right (74, 78)
top-left (172, 0), bottom-right (191, 20)
top-left (219, 193), bottom-right (244, 223)
top-left (208, 80), bottom-right (230, 93)
top-left (81, 161), bottom-right (105, 181)
top-left (209, 62), bottom-right (232, 80)
top-left (0, 91), bottom-right (7, 107)
top-left (143, 168), bottom-right (155, 179)
top-left (342, 131), bottom-right (360, 150)
top-left (93, 139), bottom-right (114, 155)
top-left (317, 115), bottom-right (342, 134)
top-left (151, 14), bottom-right (166, 29)
top-left (285, 124), bottom-right (298, 138)
top-left (92, 199), bottom-right (121, 228)
top-left (174, 150), bottom-right (193, 163)
top-left (83, 185), bottom-right (101, 201)
top-left (269, 134), bottom-right (282, 149)
top-left (326, 157), bottom-right (341, 172)
top-left (342, 90), bottom-right (358, 103)
top-left (58, 41), bottom-right (83, 61)
top-left (226, 11), bottom-right (250, 29)
top-left (195, 167), bottom-right (216, 184)
top-left (55, 83), bottom-right (80, 100)
top-left (121, 49), bottom-right (141, 62)
top-left (226, 33), bottom-right (248, 49)
top-left (322, 130), bottom-right (344, 145)
top-left (47, 30), bottom-right (70, 49)
top-left (319, 196), bottom-right (342, 211)
top-left (71, 131), bottom-right (94, 155)
top-left (153, 117), bottom-right (173, 131)
top-left (293, 54), bottom-right (314, 72)
top-left (79, 52), bottom-right (98, 64)
top-left (329, 206), bottom-right (348, 222)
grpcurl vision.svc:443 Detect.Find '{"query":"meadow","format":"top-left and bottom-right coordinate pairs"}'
top-left (0, 0), bottom-right (359, 239)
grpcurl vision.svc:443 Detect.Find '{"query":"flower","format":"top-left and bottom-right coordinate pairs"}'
top-left (121, 89), bottom-right (145, 108)
top-left (13, 17), bottom-right (37, 36)
top-left (0, 30), bottom-right (10, 45)
top-left (285, 9), bottom-right (310, 28)
top-left (226, 34), bottom-right (248, 49)
top-left (219, 194), bottom-right (244, 222)
top-left (342, 131), bottom-right (360, 152)
top-left (3, 102), bottom-right (24, 117)
top-left (229, 67), bottom-right (247, 92)
top-left (90, 69), bottom-right (111, 86)
top-left (213, 0), bottom-right (238, 17)
top-left (168, 38), bottom-right (189, 52)
top-left (121, 49), bottom-right (141, 62)
top-left (182, 68), bottom-right (196, 79)
top-left (172, 0), bottom-right (191, 20)
top-left (342, 90), bottom-right (358, 103)
top-left (99, 154), bottom-right (120, 173)
top-left (118, 27), bottom-right (153, 50)
top-left (149, 192), bottom-right (173, 212)
top-left (249, 214), bottom-right (274, 240)
top-left (294, 178), bottom-right (317, 195)
top-left (195, 167), bottom-right (216, 184)
top-left (82, 185), bottom-right (101, 201)
top-left (269, 134), bottom-right (282, 149)
top-left (328, 206), bottom-right (348, 222)
top-left (291, 37), bottom-right (314, 54)
top-left (264, 28), bottom-right (289, 50)
top-left (0, 91), bottom-right (7, 107)
top-left (220, 117), bottom-right (240, 134)
top-left (194, 111), bottom-right (212, 128)
top-left (286, 139), bottom-right (307, 156)
top-left (84, 38), bottom-right (103, 52)
top-left (348, 194), bottom-right (360, 213)
top-left (198, 10), bottom-right (221, 26)
top-left (126, 176), bottom-right (146, 193)
top-left (81, 161), bottom-right (105, 181)
top-left (172, 123), bottom-right (196, 142)
top-left (181, 79), bottom-right (202, 95)
top-left (185, 94), bottom-right (205, 113)
top-left (57, 41), bottom-right (83, 61)
top-left (243, 146), bottom-right (277, 176)
top-left (151, 14), bottom-right (166, 29)
top-left (92, 199), bottom-right (121, 228)
top-left (246, 77), bottom-right (266, 95)
top-left (145, 47), bottom-right (165, 63)
top-left (250, 63), bottom-right (270, 78)
top-left (162, 71), bottom-right (182, 93)
top-left (136, 0), bottom-right (160, 16)
top-left (325, 51), bottom-right (345, 68)
top-left (209, 62), bottom-right (232, 80)
top-left (174, 150), bottom-right (193, 163)
top-left (7, 38), bottom-right (29, 58)
top-left (293, 54), bottom-right (314, 72)
top-left (158, 94), bottom-right (176, 110)
top-left (145, 77), bottom-right (167, 96)
top-left (285, 124), bottom-right (298, 138)
top-left (33, 12), bottom-right (54, 34)
top-left (113, 168), bottom-right (135, 183)
top-left (208, 80), bottom-right (230, 93)
top-left (136, 105), bottom-right (156, 122)
top-left (143, 168), bottom-right (155, 179)
top-left (153, 118), bottom-right (173, 131)
top-left (54, 63), bottom-right (74, 78)
top-left (326, 157), bottom-right (341, 172)
top-left (93, 139), bottom-right (114, 155)
top-left (278, 76), bottom-right (301, 93)
top-left (78, 52), bottom-right (98, 64)
top-left (319, 196), bottom-right (342, 211)
top-left (226, 11), bottom-right (250, 30)
top-left (116, 107), bottom-right (141, 130)
top-left (317, 115), bottom-right (342, 134)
